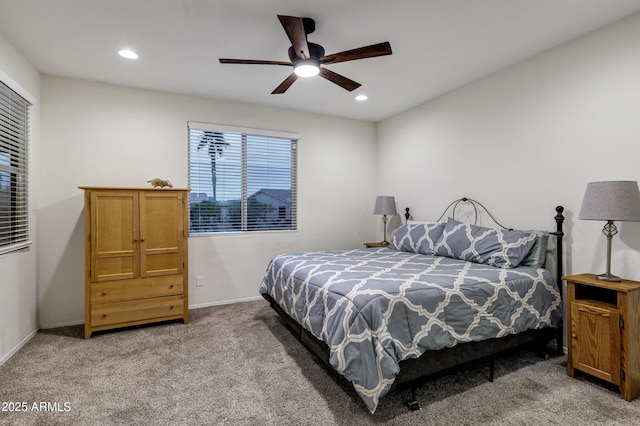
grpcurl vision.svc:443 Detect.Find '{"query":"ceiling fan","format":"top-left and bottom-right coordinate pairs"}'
top-left (219, 15), bottom-right (392, 94)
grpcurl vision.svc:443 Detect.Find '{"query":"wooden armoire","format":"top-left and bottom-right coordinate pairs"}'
top-left (79, 187), bottom-right (189, 339)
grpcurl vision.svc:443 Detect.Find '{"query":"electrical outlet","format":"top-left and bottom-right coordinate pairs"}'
top-left (196, 276), bottom-right (204, 287)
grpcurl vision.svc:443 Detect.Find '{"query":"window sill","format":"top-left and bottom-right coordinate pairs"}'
top-left (189, 230), bottom-right (297, 238)
top-left (0, 240), bottom-right (33, 256)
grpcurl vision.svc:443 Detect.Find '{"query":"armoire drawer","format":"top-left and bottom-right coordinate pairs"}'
top-left (91, 295), bottom-right (184, 327)
top-left (91, 275), bottom-right (183, 303)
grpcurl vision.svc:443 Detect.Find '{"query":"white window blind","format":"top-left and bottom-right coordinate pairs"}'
top-left (188, 122), bottom-right (297, 233)
top-left (0, 80), bottom-right (30, 254)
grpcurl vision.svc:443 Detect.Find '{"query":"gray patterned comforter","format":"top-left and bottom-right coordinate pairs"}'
top-left (259, 247), bottom-right (562, 413)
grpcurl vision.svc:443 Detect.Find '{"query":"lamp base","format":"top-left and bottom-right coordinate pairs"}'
top-left (596, 272), bottom-right (622, 282)
top-left (596, 221), bottom-right (621, 282)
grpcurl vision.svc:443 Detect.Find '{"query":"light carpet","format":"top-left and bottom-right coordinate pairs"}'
top-left (1, 300), bottom-right (639, 425)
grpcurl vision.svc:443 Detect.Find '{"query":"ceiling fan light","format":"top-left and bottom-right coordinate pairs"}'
top-left (294, 61), bottom-right (320, 78)
top-left (118, 49), bottom-right (138, 59)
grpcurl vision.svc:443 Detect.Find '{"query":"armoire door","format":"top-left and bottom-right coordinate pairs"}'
top-left (139, 191), bottom-right (185, 277)
top-left (90, 191), bottom-right (139, 282)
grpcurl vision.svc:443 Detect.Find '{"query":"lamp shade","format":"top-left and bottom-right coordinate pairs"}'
top-left (374, 196), bottom-right (398, 216)
top-left (579, 181), bottom-right (640, 222)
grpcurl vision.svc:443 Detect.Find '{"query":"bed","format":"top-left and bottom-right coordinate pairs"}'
top-left (259, 198), bottom-right (565, 413)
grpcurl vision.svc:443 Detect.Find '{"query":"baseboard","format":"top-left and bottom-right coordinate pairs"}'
top-left (39, 319), bottom-right (84, 330)
top-left (37, 296), bottom-right (265, 331)
top-left (0, 329), bottom-right (37, 367)
top-left (189, 295), bottom-right (263, 310)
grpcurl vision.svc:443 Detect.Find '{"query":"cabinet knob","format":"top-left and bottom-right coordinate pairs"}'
top-left (572, 333), bottom-right (577, 339)
top-left (102, 292), bottom-right (107, 296)
top-left (169, 285), bottom-right (174, 289)
top-left (169, 305), bottom-right (174, 310)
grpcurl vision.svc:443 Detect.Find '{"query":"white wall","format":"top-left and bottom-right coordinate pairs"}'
top-left (377, 13), bottom-right (640, 281)
top-left (0, 34), bottom-right (40, 364)
top-left (38, 76), bottom-right (377, 327)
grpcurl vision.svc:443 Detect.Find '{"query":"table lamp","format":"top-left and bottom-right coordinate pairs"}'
top-left (579, 180), bottom-right (640, 282)
top-left (374, 196), bottom-right (398, 243)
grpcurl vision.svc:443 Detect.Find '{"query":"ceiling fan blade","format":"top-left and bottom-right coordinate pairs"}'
top-left (271, 73), bottom-right (298, 94)
top-left (319, 68), bottom-right (361, 92)
top-left (321, 41), bottom-right (392, 65)
top-left (277, 15), bottom-right (310, 59)
top-left (219, 58), bottom-right (291, 66)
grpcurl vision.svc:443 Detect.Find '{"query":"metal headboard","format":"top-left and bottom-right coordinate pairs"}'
top-left (551, 206), bottom-right (565, 288)
top-left (436, 197), bottom-right (511, 230)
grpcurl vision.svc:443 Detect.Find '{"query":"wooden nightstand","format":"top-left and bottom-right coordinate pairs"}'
top-left (364, 242), bottom-right (389, 248)
top-left (564, 273), bottom-right (640, 401)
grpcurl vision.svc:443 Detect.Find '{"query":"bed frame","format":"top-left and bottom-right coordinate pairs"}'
top-left (262, 198), bottom-right (565, 411)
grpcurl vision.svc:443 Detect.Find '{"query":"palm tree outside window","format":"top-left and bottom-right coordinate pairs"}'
top-left (197, 131), bottom-right (228, 202)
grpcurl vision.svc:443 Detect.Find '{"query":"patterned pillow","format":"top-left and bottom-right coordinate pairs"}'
top-left (433, 218), bottom-right (537, 268)
top-left (390, 222), bottom-right (445, 255)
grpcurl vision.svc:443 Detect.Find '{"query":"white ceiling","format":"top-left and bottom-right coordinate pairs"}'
top-left (2, 0), bottom-right (640, 122)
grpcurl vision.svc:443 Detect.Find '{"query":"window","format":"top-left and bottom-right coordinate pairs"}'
top-left (188, 122), bottom-right (297, 234)
top-left (0, 80), bottom-right (30, 254)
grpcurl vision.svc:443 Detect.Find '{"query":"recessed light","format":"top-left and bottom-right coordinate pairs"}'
top-left (355, 94), bottom-right (368, 101)
top-left (118, 49), bottom-right (139, 60)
